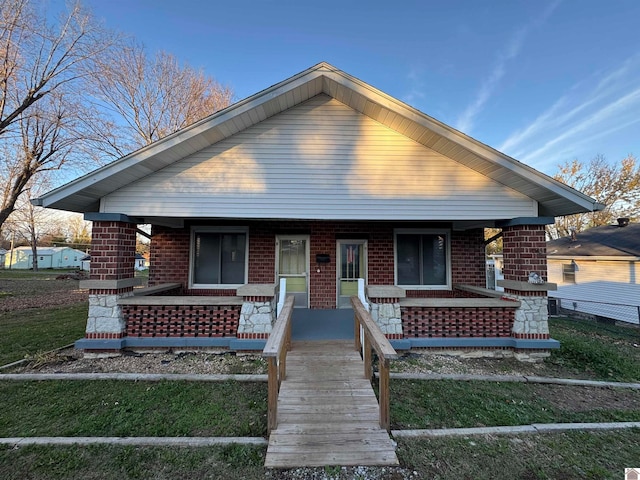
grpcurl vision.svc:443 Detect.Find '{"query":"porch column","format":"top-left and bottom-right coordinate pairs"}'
top-left (80, 214), bottom-right (140, 345)
top-left (236, 284), bottom-right (278, 339)
top-left (497, 218), bottom-right (557, 361)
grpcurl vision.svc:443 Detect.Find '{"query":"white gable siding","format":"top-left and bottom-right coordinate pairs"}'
top-left (102, 95), bottom-right (537, 220)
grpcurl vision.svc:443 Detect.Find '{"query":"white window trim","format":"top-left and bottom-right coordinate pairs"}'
top-left (189, 226), bottom-right (249, 290)
top-left (394, 228), bottom-right (452, 290)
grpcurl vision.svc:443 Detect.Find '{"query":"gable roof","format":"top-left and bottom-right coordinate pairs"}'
top-left (34, 62), bottom-right (602, 218)
top-left (547, 222), bottom-right (640, 257)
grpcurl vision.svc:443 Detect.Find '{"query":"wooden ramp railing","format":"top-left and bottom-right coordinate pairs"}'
top-left (263, 296), bottom-right (398, 468)
top-left (351, 296), bottom-right (398, 432)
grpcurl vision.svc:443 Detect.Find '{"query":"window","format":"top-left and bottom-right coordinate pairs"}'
top-left (191, 227), bottom-right (248, 287)
top-left (395, 229), bottom-right (450, 288)
top-left (562, 263), bottom-right (576, 284)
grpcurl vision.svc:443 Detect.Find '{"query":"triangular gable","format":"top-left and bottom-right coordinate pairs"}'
top-left (103, 95), bottom-right (537, 221)
top-left (34, 62), bottom-right (602, 218)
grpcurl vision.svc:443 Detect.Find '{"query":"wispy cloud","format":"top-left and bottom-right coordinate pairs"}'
top-left (499, 53), bottom-right (640, 171)
top-left (456, 1), bottom-right (560, 133)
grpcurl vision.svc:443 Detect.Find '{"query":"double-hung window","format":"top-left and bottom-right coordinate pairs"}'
top-left (395, 229), bottom-right (450, 288)
top-left (191, 227), bottom-right (248, 288)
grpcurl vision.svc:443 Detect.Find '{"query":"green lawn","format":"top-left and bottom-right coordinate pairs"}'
top-left (0, 444), bottom-right (266, 480)
top-left (396, 428), bottom-right (640, 480)
top-left (0, 380), bottom-right (267, 437)
top-left (0, 303), bottom-right (87, 365)
top-left (548, 317), bottom-right (640, 382)
top-left (390, 379), bottom-right (640, 429)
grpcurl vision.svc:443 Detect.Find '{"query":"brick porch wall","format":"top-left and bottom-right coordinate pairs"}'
top-left (124, 305), bottom-right (240, 337)
top-left (148, 221), bottom-right (487, 309)
top-left (402, 306), bottom-right (515, 338)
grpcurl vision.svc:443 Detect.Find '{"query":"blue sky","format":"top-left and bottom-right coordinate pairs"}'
top-left (81, 0), bottom-right (640, 175)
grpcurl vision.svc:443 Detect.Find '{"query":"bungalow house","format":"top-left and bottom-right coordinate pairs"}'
top-left (4, 246), bottom-right (86, 269)
top-left (547, 219), bottom-right (640, 324)
top-left (33, 62), bottom-right (602, 360)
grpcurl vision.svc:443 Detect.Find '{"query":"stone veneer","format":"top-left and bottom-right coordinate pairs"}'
top-left (236, 284), bottom-right (278, 338)
top-left (366, 285), bottom-right (405, 338)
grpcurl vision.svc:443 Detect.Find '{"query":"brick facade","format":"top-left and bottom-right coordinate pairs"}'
top-left (124, 305), bottom-right (240, 337)
top-left (402, 306), bottom-right (515, 338)
top-left (501, 224), bottom-right (547, 284)
top-left (148, 220), bottom-right (486, 309)
top-left (90, 221), bottom-right (137, 281)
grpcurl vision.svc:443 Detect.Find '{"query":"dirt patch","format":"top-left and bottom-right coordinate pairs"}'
top-left (0, 278), bottom-right (87, 312)
top-left (530, 383), bottom-right (640, 412)
top-left (391, 352), bottom-right (591, 379)
top-left (12, 349), bottom-right (268, 375)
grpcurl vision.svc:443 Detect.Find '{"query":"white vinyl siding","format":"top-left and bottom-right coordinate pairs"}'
top-left (549, 258), bottom-right (640, 286)
top-left (103, 94), bottom-right (537, 220)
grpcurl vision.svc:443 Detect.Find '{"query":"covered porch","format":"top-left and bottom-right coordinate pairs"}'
top-left (75, 215), bottom-right (558, 361)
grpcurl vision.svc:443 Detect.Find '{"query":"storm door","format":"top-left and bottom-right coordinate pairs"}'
top-left (337, 240), bottom-right (367, 308)
top-left (276, 235), bottom-right (309, 308)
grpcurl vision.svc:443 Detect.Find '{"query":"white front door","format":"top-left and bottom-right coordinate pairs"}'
top-left (276, 235), bottom-right (309, 308)
top-left (337, 240), bottom-right (367, 308)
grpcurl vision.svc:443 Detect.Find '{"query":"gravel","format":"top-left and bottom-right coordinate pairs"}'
top-left (10, 346), bottom-right (567, 379)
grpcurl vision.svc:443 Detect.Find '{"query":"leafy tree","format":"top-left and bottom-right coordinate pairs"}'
top-left (549, 154), bottom-right (640, 239)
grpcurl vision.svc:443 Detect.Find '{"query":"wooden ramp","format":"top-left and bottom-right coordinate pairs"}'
top-left (264, 340), bottom-right (399, 468)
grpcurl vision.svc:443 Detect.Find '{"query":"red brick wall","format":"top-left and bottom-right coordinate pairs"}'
top-left (123, 304), bottom-right (240, 337)
top-left (502, 225), bottom-right (547, 283)
top-left (148, 220), bottom-right (487, 308)
top-left (90, 221), bottom-right (136, 281)
top-left (149, 226), bottom-right (190, 287)
top-left (402, 306), bottom-right (515, 338)
top-left (451, 228), bottom-right (486, 287)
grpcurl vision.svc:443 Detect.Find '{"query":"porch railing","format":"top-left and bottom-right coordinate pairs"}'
top-left (262, 295), bottom-right (295, 435)
top-left (351, 295), bottom-right (398, 432)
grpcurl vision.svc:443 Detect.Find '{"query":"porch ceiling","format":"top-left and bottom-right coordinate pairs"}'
top-left (34, 63), bottom-right (601, 217)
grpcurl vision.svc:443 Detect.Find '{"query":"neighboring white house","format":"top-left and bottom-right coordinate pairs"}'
top-left (546, 219), bottom-right (640, 325)
top-left (0, 249), bottom-right (6, 269)
top-left (135, 253), bottom-right (148, 271)
top-left (4, 246), bottom-right (87, 269)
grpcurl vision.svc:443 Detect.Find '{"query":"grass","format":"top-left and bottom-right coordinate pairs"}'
top-left (0, 429), bottom-right (637, 479)
top-left (396, 428), bottom-right (640, 480)
top-left (0, 269), bottom-right (79, 279)
top-left (0, 444), bottom-right (266, 480)
top-left (389, 379), bottom-right (640, 429)
top-left (548, 317), bottom-right (640, 382)
top-left (0, 303), bottom-right (87, 365)
top-left (0, 380), bottom-right (267, 437)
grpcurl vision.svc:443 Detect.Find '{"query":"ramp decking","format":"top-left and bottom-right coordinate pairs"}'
top-left (264, 340), bottom-right (399, 468)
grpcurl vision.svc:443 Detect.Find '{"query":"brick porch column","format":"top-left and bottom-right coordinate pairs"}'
top-left (80, 214), bottom-right (140, 342)
top-left (497, 218), bottom-right (557, 360)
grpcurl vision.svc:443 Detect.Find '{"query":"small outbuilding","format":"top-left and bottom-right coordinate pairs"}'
top-left (4, 246), bottom-right (86, 270)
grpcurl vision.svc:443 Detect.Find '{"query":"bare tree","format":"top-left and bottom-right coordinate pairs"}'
top-left (88, 43), bottom-right (234, 155)
top-left (549, 154), bottom-right (640, 239)
top-left (5, 180), bottom-right (56, 271)
top-left (0, 0), bottom-right (117, 231)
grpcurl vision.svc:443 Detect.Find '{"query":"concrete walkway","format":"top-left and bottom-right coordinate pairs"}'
top-left (386, 372), bottom-right (640, 390)
top-left (2, 421), bottom-right (639, 448)
top-left (2, 372), bottom-right (639, 390)
top-left (0, 437), bottom-right (267, 447)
